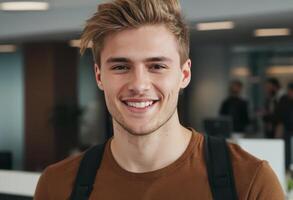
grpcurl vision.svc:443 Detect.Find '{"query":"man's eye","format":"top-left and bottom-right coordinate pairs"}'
top-left (111, 65), bottom-right (129, 71)
top-left (150, 64), bottom-right (166, 71)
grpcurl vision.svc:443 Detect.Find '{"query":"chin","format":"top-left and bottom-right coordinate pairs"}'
top-left (119, 121), bottom-right (162, 137)
top-left (115, 111), bottom-right (177, 137)
top-left (125, 126), bottom-right (158, 136)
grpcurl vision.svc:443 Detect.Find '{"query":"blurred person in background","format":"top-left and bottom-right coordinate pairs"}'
top-left (219, 80), bottom-right (249, 134)
top-left (276, 82), bottom-right (293, 170)
top-left (263, 78), bottom-right (283, 138)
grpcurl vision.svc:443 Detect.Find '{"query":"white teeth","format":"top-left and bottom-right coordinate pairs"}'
top-left (126, 101), bottom-right (153, 108)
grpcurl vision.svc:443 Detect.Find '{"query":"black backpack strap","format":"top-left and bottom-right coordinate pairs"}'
top-left (70, 143), bottom-right (107, 200)
top-left (204, 135), bottom-right (238, 200)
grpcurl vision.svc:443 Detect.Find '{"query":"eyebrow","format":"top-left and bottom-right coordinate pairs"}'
top-left (105, 56), bottom-right (172, 64)
top-left (106, 57), bottom-right (130, 63)
top-left (144, 56), bottom-right (172, 62)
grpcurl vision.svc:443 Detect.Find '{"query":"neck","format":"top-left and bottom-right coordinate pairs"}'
top-left (110, 111), bottom-right (192, 173)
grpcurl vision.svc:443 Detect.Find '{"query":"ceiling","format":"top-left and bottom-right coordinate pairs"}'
top-left (0, 0), bottom-right (293, 43)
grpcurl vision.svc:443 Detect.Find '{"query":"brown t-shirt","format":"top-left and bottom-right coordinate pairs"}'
top-left (34, 132), bottom-right (285, 200)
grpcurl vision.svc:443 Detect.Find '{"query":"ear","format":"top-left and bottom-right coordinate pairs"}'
top-left (180, 59), bottom-right (191, 89)
top-left (95, 64), bottom-right (104, 90)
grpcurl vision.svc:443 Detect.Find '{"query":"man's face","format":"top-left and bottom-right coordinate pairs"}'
top-left (95, 25), bottom-right (191, 136)
top-left (265, 82), bottom-right (276, 97)
top-left (230, 83), bottom-right (242, 96)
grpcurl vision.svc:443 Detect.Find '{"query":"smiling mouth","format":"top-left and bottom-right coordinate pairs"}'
top-left (122, 100), bottom-right (160, 109)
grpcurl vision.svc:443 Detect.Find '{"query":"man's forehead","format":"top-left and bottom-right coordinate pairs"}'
top-left (99, 25), bottom-right (181, 66)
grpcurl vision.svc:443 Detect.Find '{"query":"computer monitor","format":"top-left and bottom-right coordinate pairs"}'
top-left (0, 194), bottom-right (32, 200)
top-left (0, 151), bottom-right (12, 170)
top-left (203, 117), bottom-right (233, 138)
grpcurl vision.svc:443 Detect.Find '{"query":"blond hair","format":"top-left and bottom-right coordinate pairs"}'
top-left (80, 0), bottom-right (189, 66)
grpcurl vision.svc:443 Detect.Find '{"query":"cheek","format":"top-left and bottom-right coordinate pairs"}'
top-left (101, 79), bottom-right (115, 101)
top-left (165, 72), bottom-right (182, 88)
top-left (102, 78), bottom-right (125, 102)
top-left (157, 75), bottom-right (182, 96)
top-left (102, 91), bottom-right (112, 109)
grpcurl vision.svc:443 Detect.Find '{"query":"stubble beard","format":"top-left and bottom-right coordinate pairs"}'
top-left (112, 104), bottom-right (178, 137)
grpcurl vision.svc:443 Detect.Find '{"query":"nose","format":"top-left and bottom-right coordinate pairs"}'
top-left (127, 66), bottom-right (151, 93)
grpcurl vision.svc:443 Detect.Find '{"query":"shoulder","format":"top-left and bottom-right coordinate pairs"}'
top-left (279, 95), bottom-right (289, 104)
top-left (41, 153), bottom-right (84, 185)
top-left (228, 142), bottom-right (264, 184)
top-left (227, 142), bottom-right (285, 199)
top-left (45, 153), bottom-right (83, 176)
top-left (34, 153), bottom-right (84, 200)
top-left (228, 142), bottom-right (260, 164)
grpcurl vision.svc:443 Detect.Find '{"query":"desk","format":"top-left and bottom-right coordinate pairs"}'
top-left (0, 170), bottom-right (40, 197)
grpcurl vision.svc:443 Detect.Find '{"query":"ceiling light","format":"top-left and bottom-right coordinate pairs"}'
top-left (0, 45), bottom-right (17, 53)
top-left (0, 2), bottom-right (49, 11)
top-left (69, 40), bottom-right (81, 48)
top-left (266, 66), bottom-right (293, 75)
top-left (69, 40), bottom-right (92, 48)
top-left (196, 21), bottom-right (235, 31)
top-left (230, 67), bottom-right (250, 77)
top-left (254, 28), bottom-right (290, 37)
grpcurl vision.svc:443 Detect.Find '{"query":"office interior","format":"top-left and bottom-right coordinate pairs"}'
top-left (0, 0), bottom-right (293, 199)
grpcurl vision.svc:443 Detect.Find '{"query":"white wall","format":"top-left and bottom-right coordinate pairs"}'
top-left (189, 45), bottom-right (230, 131)
top-left (0, 51), bottom-right (24, 170)
top-left (182, 0), bottom-right (293, 20)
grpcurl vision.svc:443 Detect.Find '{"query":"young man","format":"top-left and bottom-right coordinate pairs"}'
top-left (219, 80), bottom-right (249, 133)
top-left (263, 78), bottom-right (283, 138)
top-left (34, 0), bottom-right (284, 199)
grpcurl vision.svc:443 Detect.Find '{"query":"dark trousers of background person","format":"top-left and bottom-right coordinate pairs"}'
top-left (265, 129), bottom-right (275, 139)
top-left (263, 118), bottom-right (277, 139)
top-left (284, 131), bottom-right (293, 171)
